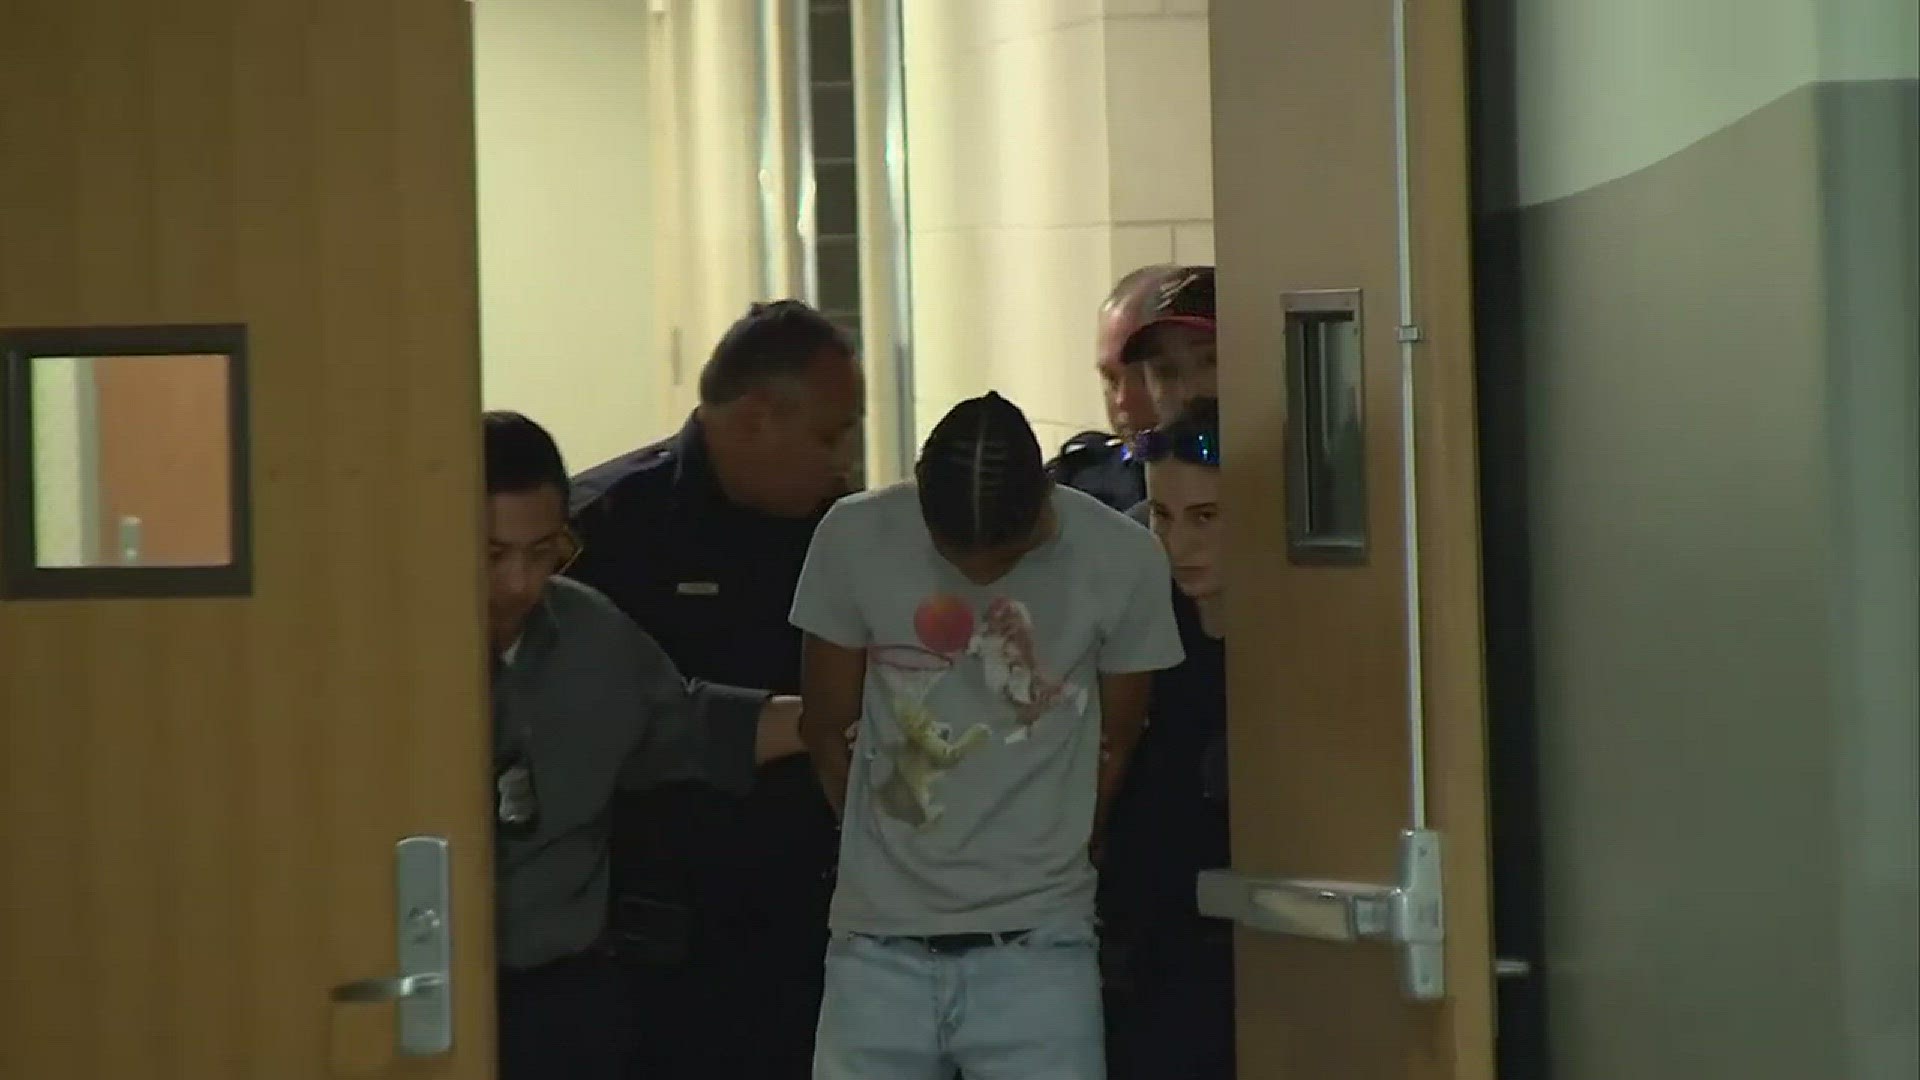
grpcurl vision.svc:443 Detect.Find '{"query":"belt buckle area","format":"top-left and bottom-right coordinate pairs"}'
top-left (920, 929), bottom-right (1031, 955)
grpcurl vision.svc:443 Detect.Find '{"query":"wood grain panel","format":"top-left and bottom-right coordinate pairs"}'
top-left (1209, 0), bottom-right (1493, 1075)
top-left (0, 1), bottom-right (492, 1077)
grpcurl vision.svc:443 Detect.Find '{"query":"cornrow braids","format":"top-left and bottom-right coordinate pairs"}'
top-left (915, 392), bottom-right (1051, 549)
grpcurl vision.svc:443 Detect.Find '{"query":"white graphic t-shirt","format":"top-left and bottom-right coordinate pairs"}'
top-left (790, 482), bottom-right (1184, 935)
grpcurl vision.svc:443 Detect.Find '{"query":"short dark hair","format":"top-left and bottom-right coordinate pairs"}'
top-left (483, 411), bottom-right (569, 498)
top-left (915, 392), bottom-right (1051, 549)
top-left (698, 300), bottom-right (855, 406)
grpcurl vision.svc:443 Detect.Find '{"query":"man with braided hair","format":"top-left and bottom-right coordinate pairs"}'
top-left (790, 391), bottom-right (1184, 1078)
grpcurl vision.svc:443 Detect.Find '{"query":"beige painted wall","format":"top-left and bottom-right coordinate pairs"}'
top-left (476, 0), bottom-right (801, 471)
top-left (473, 0), bottom-right (1216, 468)
top-left (28, 358), bottom-right (92, 567)
top-left (899, 0), bottom-right (1214, 455)
top-left (474, 0), bottom-right (667, 471)
top-left (645, 0), bottom-right (804, 433)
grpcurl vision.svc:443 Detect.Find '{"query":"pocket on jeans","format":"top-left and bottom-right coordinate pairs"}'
top-left (825, 929), bottom-right (891, 963)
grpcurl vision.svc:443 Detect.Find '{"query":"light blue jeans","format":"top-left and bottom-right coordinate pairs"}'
top-left (812, 919), bottom-right (1106, 1080)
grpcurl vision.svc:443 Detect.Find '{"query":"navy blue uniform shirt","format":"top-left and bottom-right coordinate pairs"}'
top-left (566, 412), bottom-right (839, 970)
top-left (1101, 587), bottom-right (1229, 928)
top-left (1048, 429), bottom-right (1147, 514)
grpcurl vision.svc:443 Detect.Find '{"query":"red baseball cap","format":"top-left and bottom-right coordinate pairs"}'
top-left (1120, 266), bottom-right (1215, 363)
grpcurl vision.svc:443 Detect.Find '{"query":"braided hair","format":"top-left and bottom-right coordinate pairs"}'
top-left (915, 391), bottom-right (1051, 549)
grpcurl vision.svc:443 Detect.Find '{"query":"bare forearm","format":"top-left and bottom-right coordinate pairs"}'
top-left (1094, 732), bottom-right (1139, 833)
top-left (798, 635), bottom-right (868, 820)
top-left (800, 713), bottom-right (854, 817)
top-left (1092, 670), bottom-right (1153, 842)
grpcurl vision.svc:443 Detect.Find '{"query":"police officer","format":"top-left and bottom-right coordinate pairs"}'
top-left (1119, 265), bottom-right (1217, 423)
top-left (482, 410), bottom-right (807, 1080)
top-left (1110, 265), bottom-right (1218, 526)
top-left (1045, 265), bottom-right (1188, 512)
top-left (566, 300), bottom-right (863, 1080)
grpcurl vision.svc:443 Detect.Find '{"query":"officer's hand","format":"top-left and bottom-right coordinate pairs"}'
top-left (754, 695), bottom-right (807, 764)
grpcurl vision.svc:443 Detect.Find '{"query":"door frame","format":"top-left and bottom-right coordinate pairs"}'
top-left (1462, 0), bottom-right (1555, 1072)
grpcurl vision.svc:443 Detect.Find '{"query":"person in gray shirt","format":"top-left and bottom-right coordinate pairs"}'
top-left (792, 393), bottom-right (1183, 1079)
top-left (482, 411), bottom-right (804, 1080)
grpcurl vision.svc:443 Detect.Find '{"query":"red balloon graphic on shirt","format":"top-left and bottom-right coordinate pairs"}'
top-left (913, 593), bottom-right (975, 656)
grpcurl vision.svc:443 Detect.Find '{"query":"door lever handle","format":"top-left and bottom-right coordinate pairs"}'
top-left (1197, 829), bottom-right (1446, 1002)
top-left (327, 836), bottom-right (455, 1056)
top-left (330, 972), bottom-right (446, 1004)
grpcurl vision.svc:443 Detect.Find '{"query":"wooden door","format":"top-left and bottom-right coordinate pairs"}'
top-left (0, 1), bottom-right (494, 1078)
top-left (1208, 0), bottom-right (1495, 1076)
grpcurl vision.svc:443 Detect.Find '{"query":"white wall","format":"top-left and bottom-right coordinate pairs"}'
top-left (474, 0), bottom-right (665, 472)
top-left (1515, 0), bottom-right (1920, 205)
top-left (472, 0), bottom-right (1219, 466)
top-left (1509, 1), bottom-right (1918, 1076)
top-left (646, 0), bottom-right (793, 430)
top-left (28, 358), bottom-right (94, 567)
top-left (899, 0), bottom-right (1214, 454)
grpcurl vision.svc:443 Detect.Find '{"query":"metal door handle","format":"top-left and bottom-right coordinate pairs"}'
top-left (1197, 829), bottom-right (1446, 1002)
top-left (331, 972), bottom-right (446, 1004)
top-left (325, 836), bottom-right (454, 1056)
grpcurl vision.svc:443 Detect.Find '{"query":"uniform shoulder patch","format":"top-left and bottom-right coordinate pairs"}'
top-left (1047, 430), bottom-right (1124, 479)
top-left (571, 441), bottom-right (677, 516)
top-left (1062, 430), bottom-right (1122, 458)
top-left (1063, 429), bottom-right (1116, 453)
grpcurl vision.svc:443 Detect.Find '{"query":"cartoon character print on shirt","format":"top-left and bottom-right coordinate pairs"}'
top-left (869, 592), bottom-right (1090, 829)
top-left (967, 596), bottom-right (1089, 740)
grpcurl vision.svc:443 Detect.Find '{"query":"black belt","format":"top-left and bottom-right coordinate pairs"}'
top-left (892, 929), bottom-right (1033, 955)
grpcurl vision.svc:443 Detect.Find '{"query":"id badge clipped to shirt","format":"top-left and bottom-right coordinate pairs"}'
top-left (494, 739), bottom-right (541, 839)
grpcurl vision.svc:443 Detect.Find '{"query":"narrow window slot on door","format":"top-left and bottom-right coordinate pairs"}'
top-left (1283, 290), bottom-right (1368, 564)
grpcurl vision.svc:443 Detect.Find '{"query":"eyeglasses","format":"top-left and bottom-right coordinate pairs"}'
top-left (554, 531), bottom-right (583, 577)
top-left (488, 529), bottom-right (583, 578)
top-left (1125, 427), bottom-right (1220, 467)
